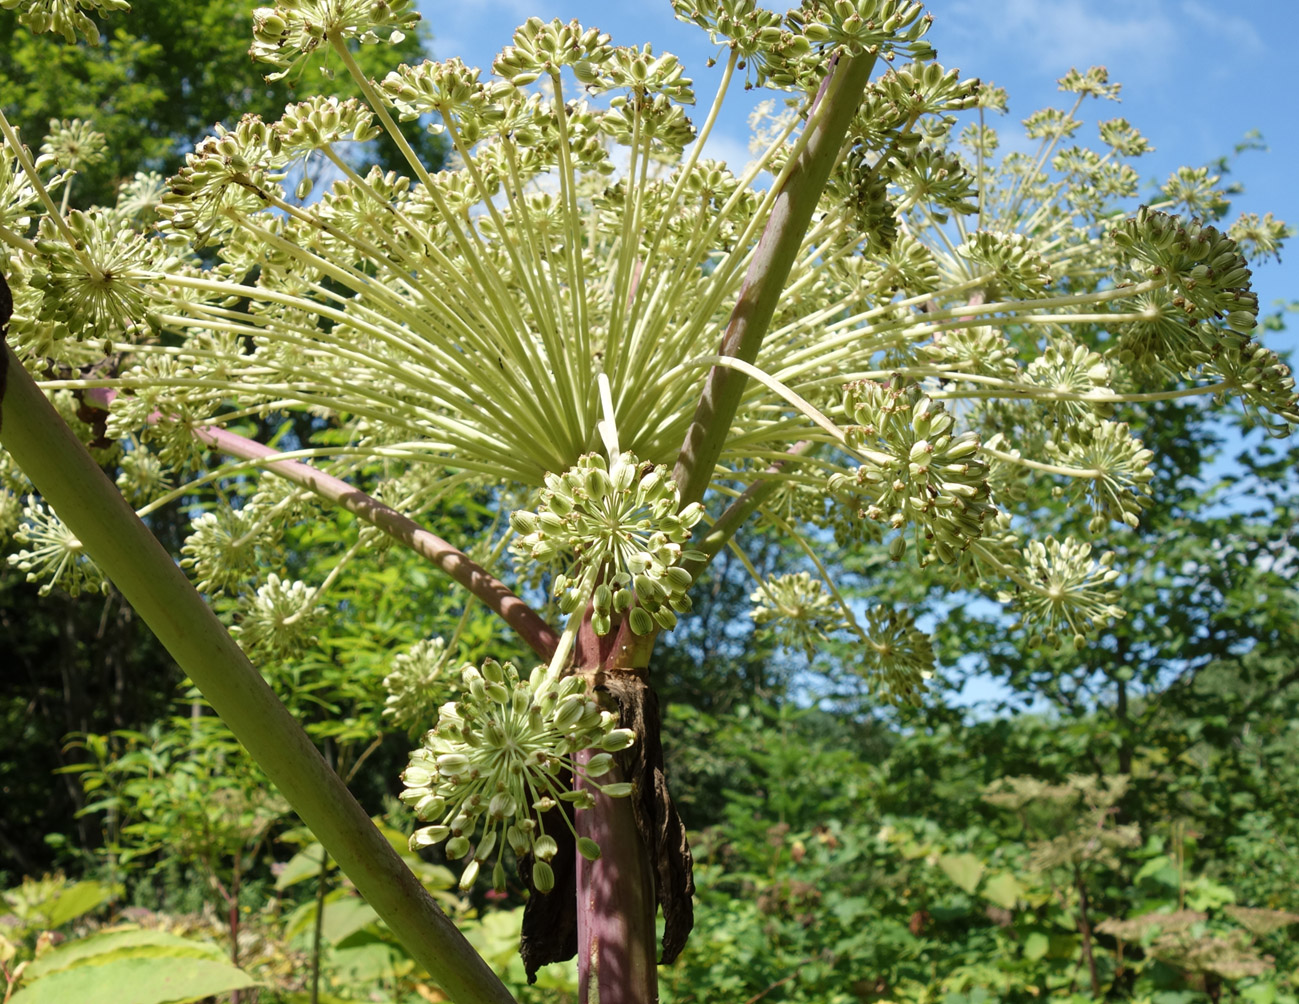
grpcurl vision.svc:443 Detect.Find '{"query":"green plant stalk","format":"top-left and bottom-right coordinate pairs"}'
top-left (0, 342), bottom-right (517, 1004)
top-left (671, 51), bottom-right (878, 507)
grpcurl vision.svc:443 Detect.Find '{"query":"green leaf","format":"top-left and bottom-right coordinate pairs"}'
top-left (980, 871), bottom-right (1023, 909)
top-left (287, 893), bottom-right (379, 946)
top-left (23, 927), bottom-right (227, 980)
top-left (1023, 931), bottom-right (1050, 961)
top-left (1134, 855), bottom-right (1178, 888)
top-left (1240, 982), bottom-right (1278, 1004)
top-left (11, 956), bottom-right (254, 1004)
top-left (275, 844), bottom-right (333, 890)
top-left (938, 853), bottom-right (985, 893)
top-left (44, 880), bottom-right (118, 930)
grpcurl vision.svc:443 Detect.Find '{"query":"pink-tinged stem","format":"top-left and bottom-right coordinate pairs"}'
top-left (575, 749), bottom-right (657, 1004)
top-left (190, 423), bottom-right (560, 661)
top-left (79, 389), bottom-right (559, 662)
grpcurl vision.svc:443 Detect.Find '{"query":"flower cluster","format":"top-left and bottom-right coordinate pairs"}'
top-left (1109, 206), bottom-right (1257, 372)
top-left (35, 118), bottom-right (106, 173)
top-left (29, 210), bottom-right (162, 338)
top-left (861, 606), bottom-right (933, 705)
top-left (1001, 536), bottom-right (1123, 649)
top-left (510, 453), bottom-right (704, 635)
top-left (829, 380), bottom-right (996, 564)
top-left (959, 230), bottom-right (1054, 299)
top-left (7, 497), bottom-right (106, 597)
top-left (400, 659), bottom-right (634, 892)
top-left (1046, 420), bottom-right (1154, 531)
top-left (750, 571), bottom-right (848, 660)
top-left (232, 573), bottom-right (328, 661)
top-left (382, 637), bottom-right (453, 733)
top-left (250, 0), bottom-right (420, 81)
top-left (1, 0), bottom-right (129, 44)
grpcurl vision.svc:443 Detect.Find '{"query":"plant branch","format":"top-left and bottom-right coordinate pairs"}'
top-left (685, 441), bottom-right (815, 578)
top-left (187, 422), bottom-right (559, 661)
top-left (671, 51), bottom-right (878, 507)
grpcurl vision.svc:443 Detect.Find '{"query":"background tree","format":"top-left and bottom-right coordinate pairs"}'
top-left (0, 0), bottom-right (446, 209)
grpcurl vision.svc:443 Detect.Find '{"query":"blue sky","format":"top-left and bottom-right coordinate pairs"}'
top-left (421, 0), bottom-right (1298, 359)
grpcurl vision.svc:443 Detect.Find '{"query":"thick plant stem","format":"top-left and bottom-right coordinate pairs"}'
top-left (570, 624), bottom-right (659, 1004)
top-left (0, 342), bottom-right (517, 1004)
top-left (672, 52), bottom-right (877, 507)
top-left (575, 750), bottom-right (657, 1004)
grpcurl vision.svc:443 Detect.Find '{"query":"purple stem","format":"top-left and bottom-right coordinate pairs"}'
top-left (575, 749), bottom-right (657, 1003)
top-left (81, 388), bottom-right (559, 661)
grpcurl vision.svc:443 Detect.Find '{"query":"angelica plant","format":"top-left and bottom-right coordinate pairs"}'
top-left (1, 0), bottom-right (1296, 1002)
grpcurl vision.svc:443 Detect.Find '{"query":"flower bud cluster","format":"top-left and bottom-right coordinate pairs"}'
top-left (669, 0), bottom-right (783, 64)
top-left (1227, 212), bottom-right (1288, 265)
top-left (35, 119), bottom-right (106, 173)
top-left (1000, 536), bottom-right (1123, 650)
top-left (274, 97), bottom-right (381, 159)
top-left (379, 58), bottom-right (501, 130)
top-left (4, 0), bottom-right (130, 45)
top-left (29, 210), bottom-right (160, 338)
top-left (860, 231), bottom-right (940, 295)
top-left (115, 445), bottom-right (172, 507)
top-left (159, 116), bottom-right (285, 245)
top-left (181, 506), bottom-right (278, 595)
top-left (750, 571), bottom-right (849, 661)
top-left (7, 497), bottom-right (107, 597)
top-left (1057, 66), bottom-right (1122, 101)
top-left (1, 143), bottom-right (41, 233)
top-left (873, 61), bottom-right (981, 122)
top-left (923, 325), bottom-right (1018, 380)
top-left (593, 44), bottom-right (695, 104)
top-left (382, 637), bottom-right (453, 732)
top-left (894, 148), bottom-right (978, 223)
top-left (830, 380), bottom-right (996, 564)
top-left (1098, 118), bottom-right (1151, 158)
top-left (862, 606), bottom-right (933, 705)
top-left (492, 17), bottom-right (613, 88)
top-left (400, 660), bottom-right (635, 892)
top-left (510, 453), bottom-right (704, 636)
top-left (959, 230), bottom-right (1054, 299)
top-left (1160, 165), bottom-right (1229, 221)
top-left (1024, 339), bottom-right (1114, 434)
top-left (828, 148), bottom-right (897, 253)
top-left (232, 573), bottom-right (327, 661)
top-left (250, 0), bottom-right (419, 81)
top-left (1208, 340), bottom-right (1299, 438)
top-left (1047, 420), bottom-right (1154, 531)
top-left (1109, 206), bottom-right (1257, 336)
top-left (788, 1), bottom-right (935, 61)
top-left (602, 93), bottom-right (697, 155)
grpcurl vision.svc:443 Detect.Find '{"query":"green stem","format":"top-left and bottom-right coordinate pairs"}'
top-left (0, 338), bottom-right (516, 1004)
top-left (671, 51), bottom-right (878, 507)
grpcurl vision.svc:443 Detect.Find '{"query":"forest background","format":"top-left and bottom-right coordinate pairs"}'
top-left (1, 1), bottom-right (1297, 1003)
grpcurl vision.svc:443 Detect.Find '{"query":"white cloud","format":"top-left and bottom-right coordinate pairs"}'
top-left (939, 0), bottom-right (1177, 79)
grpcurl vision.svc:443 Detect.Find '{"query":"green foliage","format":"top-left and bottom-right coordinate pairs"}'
top-left (0, 0), bottom-right (445, 208)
